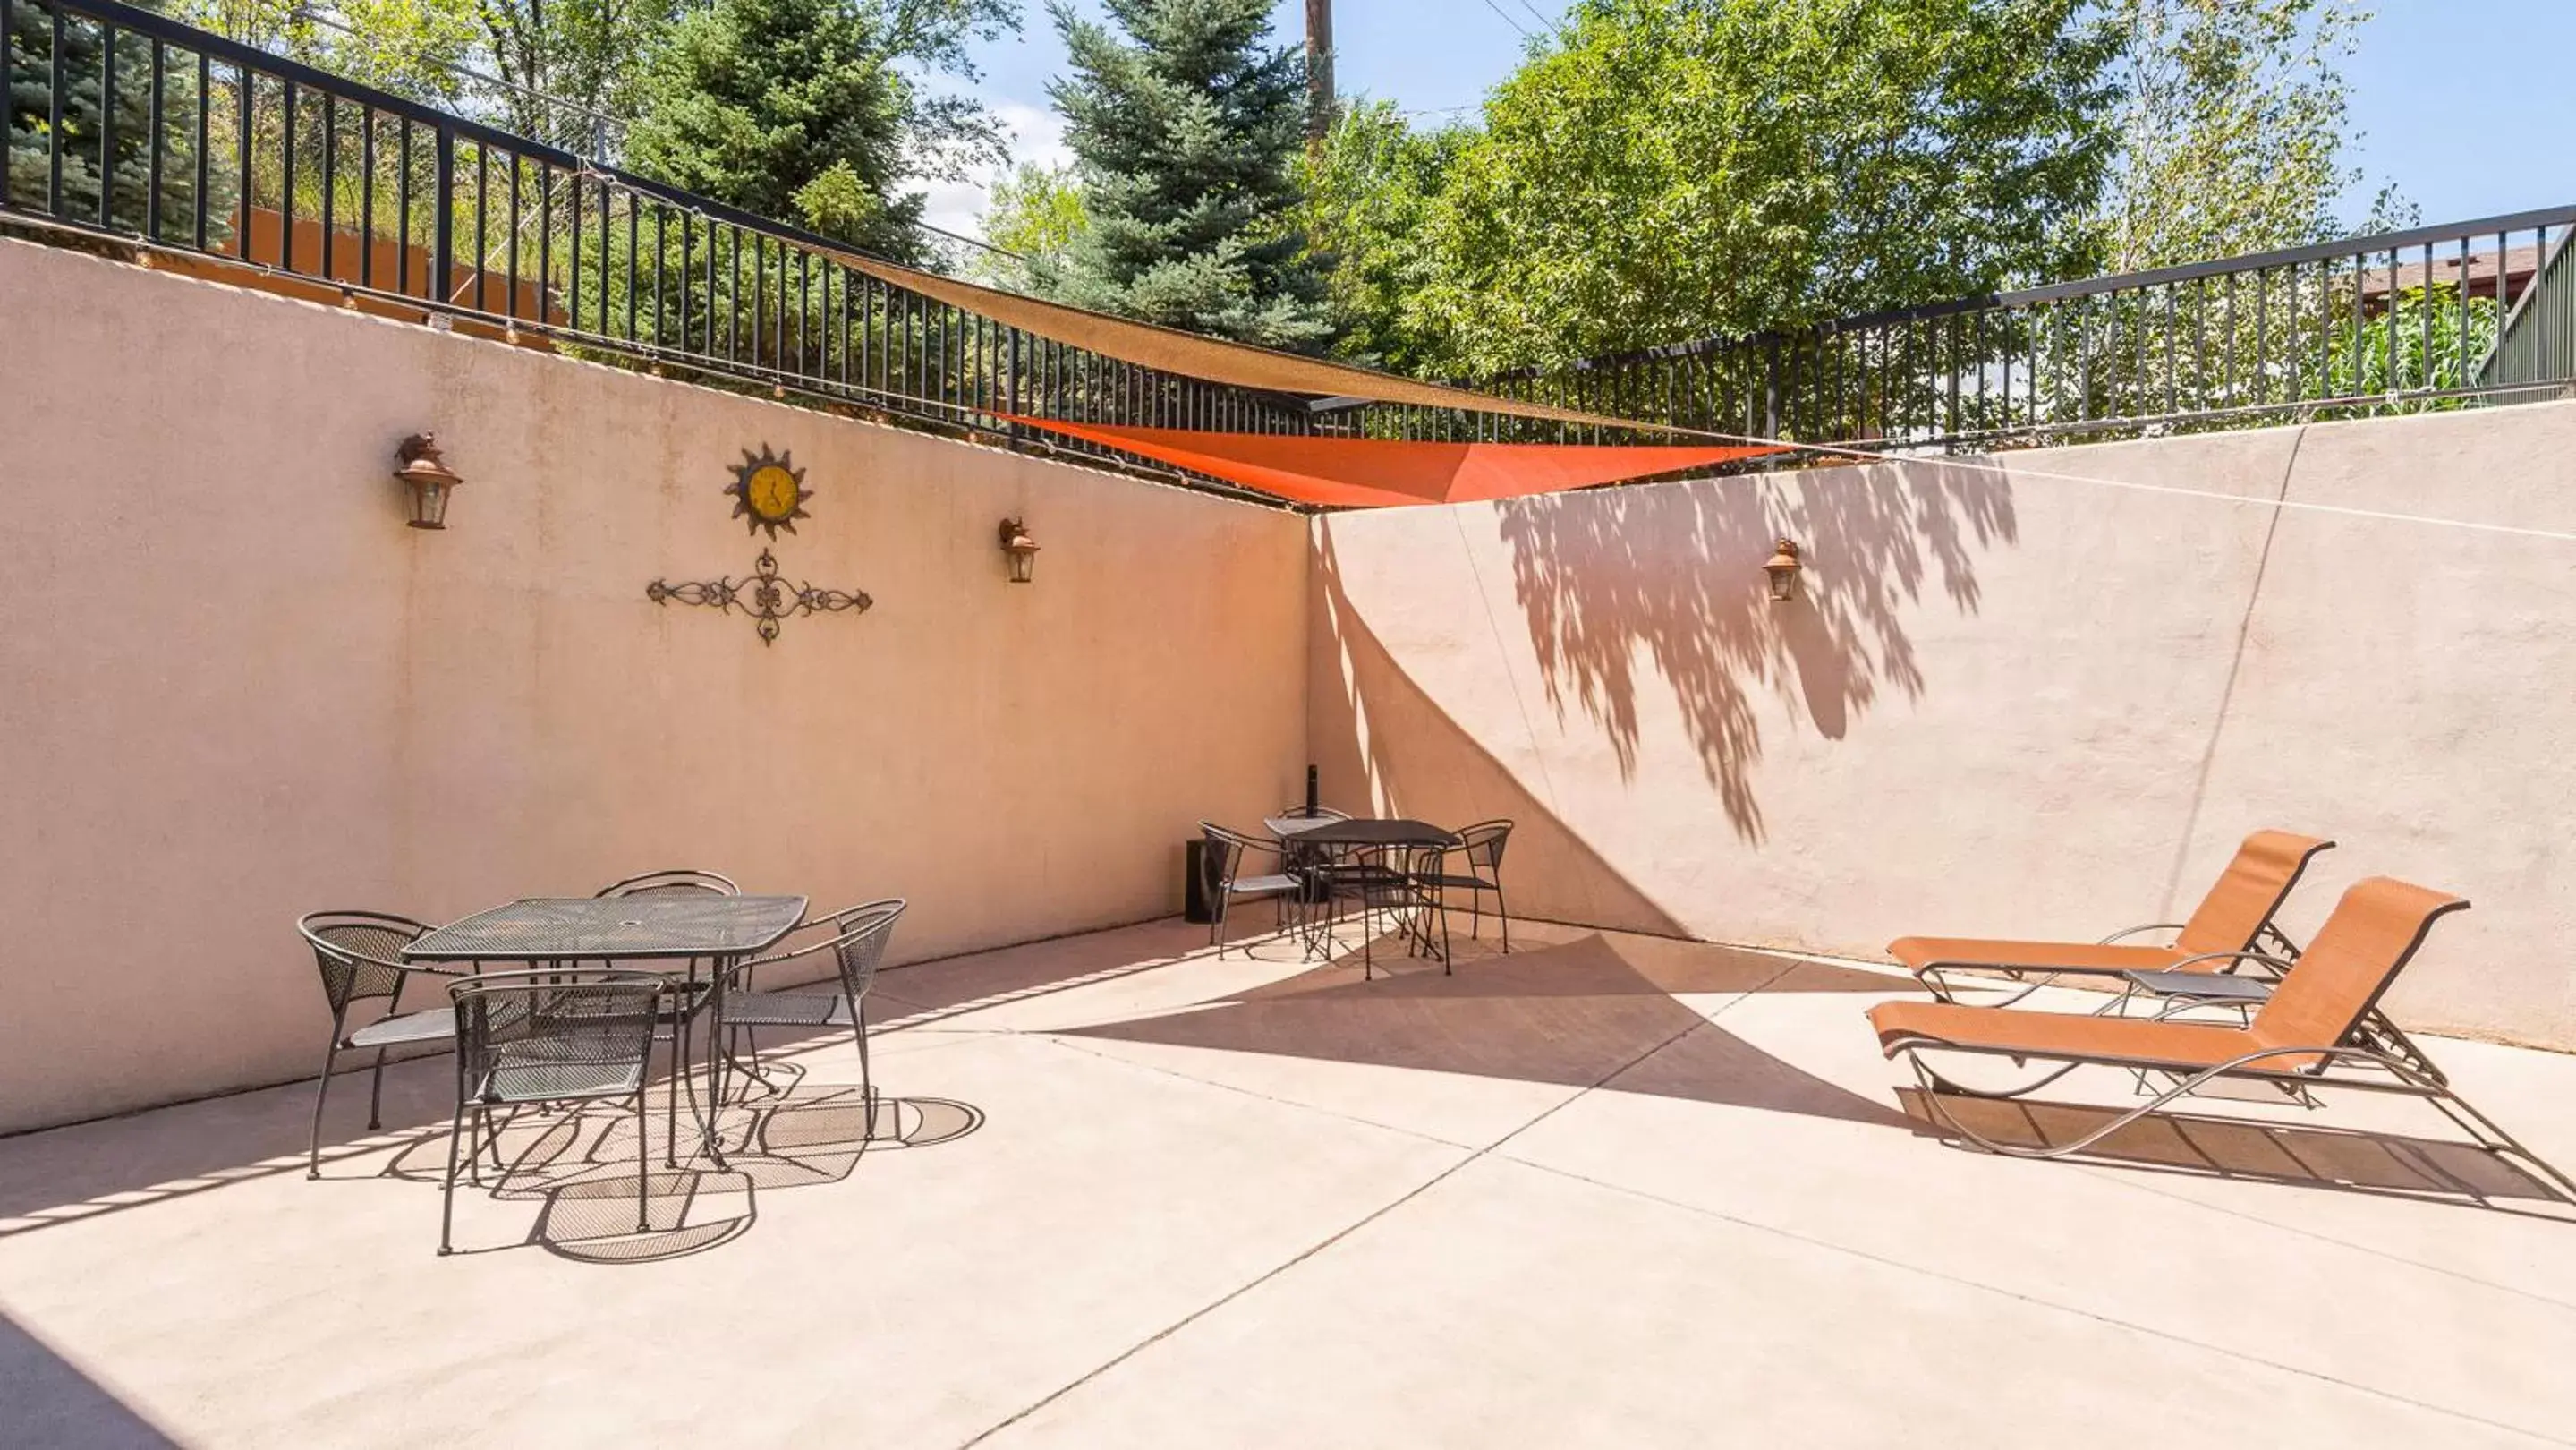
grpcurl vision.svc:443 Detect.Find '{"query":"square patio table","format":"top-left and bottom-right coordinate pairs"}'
top-left (1262, 816), bottom-right (1455, 849)
top-left (405, 895), bottom-right (809, 1167)
top-left (1262, 819), bottom-right (1455, 966)
top-left (404, 895), bottom-right (809, 963)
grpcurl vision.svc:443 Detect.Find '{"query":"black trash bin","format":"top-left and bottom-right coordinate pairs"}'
top-left (1183, 838), bottom-right (1213, 924)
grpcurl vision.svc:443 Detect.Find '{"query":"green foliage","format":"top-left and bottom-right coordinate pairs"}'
top-left (4, 0), bottom-right (237, 242)
top-left (475, 0), bottom-right (677, 141)
top-left (308, 0), bottom-right (480, 106)
top-left (2320, 284), bottom-right (2501, 404)
top-left (1395, 0), bottom-right (2121, 378)
top-left (973, 158), bottom-right (1085, 290)
top-left (2092, 0), bottom-right (2375, 270)
top-left (625, 0), bottom-right (1016, 260)
top-left (1048, 0), bottom-right (1329, 348)
top-left (1297, 98), bottom-right (1466, 372)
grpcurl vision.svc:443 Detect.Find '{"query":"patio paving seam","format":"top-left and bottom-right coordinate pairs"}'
top-left (1031, 1033), bottom-right (1492, 1153)
top-left (2063, 1159), bottom-right (2576, 1312)
top-left (1484, 1140), bottom-right (2576, 1447)
top-left (955, 970), bottom-right (1745, 1448)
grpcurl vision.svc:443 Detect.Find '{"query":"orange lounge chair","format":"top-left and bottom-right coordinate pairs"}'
top-left (1871, 876), bottom-right (2576, 1201)
top-left (1894, 830), bottom-right (2333, 1006)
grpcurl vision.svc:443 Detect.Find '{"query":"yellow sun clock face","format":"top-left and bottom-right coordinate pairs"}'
top-left (725, 445), bottom-right (813, 539)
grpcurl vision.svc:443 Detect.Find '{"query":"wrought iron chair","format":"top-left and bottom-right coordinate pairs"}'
top-left (1324, 843), bottom-right (1449, 980)
top-left (1269, 806), bottom-right (1350, 935)
top-left (1411, 819), bottom-right (1516, 953)
top-left (595, 869), bottom-right (741, 897)
top-left (1201, 823), bottom-right (1304, 960)
top-left (297, 910), bottom-right (466, 1179)
top-left (721, 900), bottom-right (908, 1130)
top-left (592, 867), bottom-right (737, 1163)
top-left (440, 969), bottom-right (667, 1255)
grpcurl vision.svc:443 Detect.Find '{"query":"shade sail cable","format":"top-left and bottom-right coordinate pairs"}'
top-left (1642, 422), bottom-right (2576, 545)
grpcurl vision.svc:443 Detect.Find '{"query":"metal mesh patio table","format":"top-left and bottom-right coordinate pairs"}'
top-left (1263, 817), bottom-right (1455, 849)
top-left (1263, 818), bottom-right (1455, 965)
top-left (405, 895), bottom-right (808, 962)
top-left (406, 895), bottom-right (808, 1166)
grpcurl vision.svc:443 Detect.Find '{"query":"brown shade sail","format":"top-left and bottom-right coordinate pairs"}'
top-left (834, 252), bottom-right (1638, 430)
top-left (1006, 416), bottom-right (1781, 508)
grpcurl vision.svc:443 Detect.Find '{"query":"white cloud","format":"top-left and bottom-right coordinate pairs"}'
top-left (921, 101), bottom-right (1074, 243)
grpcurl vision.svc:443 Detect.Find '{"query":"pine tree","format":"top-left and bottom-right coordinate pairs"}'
top-left (1048, 0), bottom-right (1330, 349)
top-left (625, 0), bottom-right (1016, 260)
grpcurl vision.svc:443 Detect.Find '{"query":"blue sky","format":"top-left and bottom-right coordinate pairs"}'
top-left (927, 1), bottom-right (2576, 244)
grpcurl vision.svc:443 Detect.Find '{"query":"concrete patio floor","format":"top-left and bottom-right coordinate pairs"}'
top-left (5, 917), bottom-right (2575, 1448)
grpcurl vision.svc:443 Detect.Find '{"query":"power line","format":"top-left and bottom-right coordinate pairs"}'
top-left (1473, 0), bottom-right (1532, 40)
top-left (1511, 0), bottom-right (1553, 30)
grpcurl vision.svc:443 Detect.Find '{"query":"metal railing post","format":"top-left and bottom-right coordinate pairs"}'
top-left (431, 125), bottom-right (455, 307)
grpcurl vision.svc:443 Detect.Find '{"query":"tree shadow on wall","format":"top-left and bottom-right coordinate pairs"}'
top-left (1494, 459), bottom-right (2016, 841)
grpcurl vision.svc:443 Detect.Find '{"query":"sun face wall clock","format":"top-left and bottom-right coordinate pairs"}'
top-left (726, 445), bottom-right (812, 539)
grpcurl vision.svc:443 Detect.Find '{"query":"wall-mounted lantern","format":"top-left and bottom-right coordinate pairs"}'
top-left (999, 517), bottom-right (1040, 584)
top-left (1763, 538), bottom-right (1804, 603)
top-left (394, 433), bottom-right (463, 530)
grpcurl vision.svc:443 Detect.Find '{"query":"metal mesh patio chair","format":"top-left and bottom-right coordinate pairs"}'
top-left (592, 868), bottom-right (738, 1162)
top-left (722, 900), bottom-right (907, 1123)
top-left (1202, 823), bottom-right (1303, 960)
top-left (1270, 806), bottom-right (1348, 916)
top-left (1318, 843), bottom-right (1446, 980)
top-left (297, 910), bottom-right (466, 1179)
top-left (1411, 819), bottom-right (1516, 954)
top-left (441, 969), bottom-right (667, 1255)
top-left (595, 869), bottom-right (741, 897)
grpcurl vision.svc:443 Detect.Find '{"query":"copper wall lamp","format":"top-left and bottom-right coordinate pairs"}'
top-left (394, 434), bottom-right (462, 529)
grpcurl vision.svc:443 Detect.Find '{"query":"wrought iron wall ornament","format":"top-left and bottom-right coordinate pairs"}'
top-left (726, 445), bottom-right (813, 539)
top-left (648, 549), bottom-right (872, 646)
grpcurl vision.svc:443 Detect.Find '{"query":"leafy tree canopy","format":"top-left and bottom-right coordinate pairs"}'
top-left (1048, 0), bottom-right (1330, 348)
top-left (2092, 0), bottom-right (2382, 270)
top-left (625, 0), bottom-right (1019, 260)
top-left (973, 159), bottom-right (1089, 291)
top-left (1297, 98), bottom-right (1469, 373)
top-left (1382, 0), bottom-right (2121, 378)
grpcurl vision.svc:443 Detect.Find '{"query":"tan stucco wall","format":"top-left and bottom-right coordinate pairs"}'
top-left (1311, 404), bottom-right (2576, 1050)
top-left (0, 239), bottom-right (1309, 1133)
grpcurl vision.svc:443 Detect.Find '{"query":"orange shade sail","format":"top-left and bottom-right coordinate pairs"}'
top-left (1005, 416), bottom-right (1781, 508)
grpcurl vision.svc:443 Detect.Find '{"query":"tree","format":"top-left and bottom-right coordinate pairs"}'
top-left (973, 159), bottom-right (1087, 291)
top-left (1048, 0), bottom-right (1330, 348)
top-left (625, 0), bottom-right (1018, 259)
top-left (2091, 0), bottom-right (2376, 271)
top-left (1397, 0), bottom-right (2122, 378)
top-left (5, 0), bottom-right (235, 238)
top-left (1297, 98), bottom-right (1467, 373)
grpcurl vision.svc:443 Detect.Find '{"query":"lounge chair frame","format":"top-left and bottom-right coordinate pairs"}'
top-left (1917, 918), bottom-right (2309, 1009)
top-left (1887, 1019), bottom-right (2576, 1207)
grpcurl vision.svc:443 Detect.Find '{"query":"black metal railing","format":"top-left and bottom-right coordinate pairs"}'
top-left (1487, 207), bottom-right (2576, 453)
top-left (0, 0), bottom-right (1387, 501)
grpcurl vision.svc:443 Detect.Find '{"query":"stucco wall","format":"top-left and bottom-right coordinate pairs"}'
top-left (0, 239), bottom-right (1309, 1133)
top-left (1311, 403), bottom-right (2576, 1050)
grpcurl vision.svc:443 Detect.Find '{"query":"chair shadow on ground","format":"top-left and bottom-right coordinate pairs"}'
top-left (1066, 931), bottom-right (1913, 1130)
top-left (1894, 1088), bottom-right (2576, 1220)
top-left (375, 1072), bottom-right (985, 1264)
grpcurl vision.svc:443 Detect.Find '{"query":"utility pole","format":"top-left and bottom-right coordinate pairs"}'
top-left (1305, 0), bottom-right (1335, 150)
